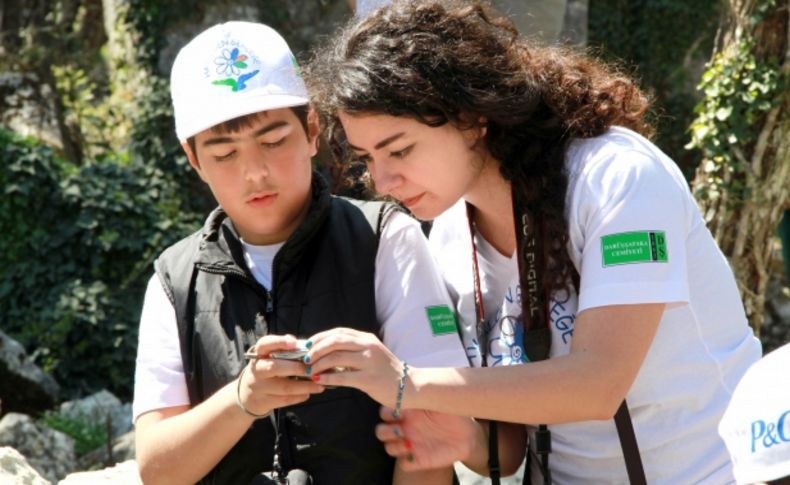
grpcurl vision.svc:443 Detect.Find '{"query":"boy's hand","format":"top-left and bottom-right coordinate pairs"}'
top-left (237, 334), bottom-right (324, 417)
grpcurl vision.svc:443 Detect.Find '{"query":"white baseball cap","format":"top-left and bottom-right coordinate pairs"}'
top-left (170, 21), bottom-right (308, 142)
top-left (718, 343), bottom-right (790, 484)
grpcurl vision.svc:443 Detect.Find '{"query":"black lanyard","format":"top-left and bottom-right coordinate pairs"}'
top-left (465, 185), bottom-right (552, 485)
top-left (466, 185), bottom-right (645, 485)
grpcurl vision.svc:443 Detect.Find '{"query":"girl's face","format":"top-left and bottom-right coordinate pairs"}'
top-left (338, 111), bottom-right (486, 220)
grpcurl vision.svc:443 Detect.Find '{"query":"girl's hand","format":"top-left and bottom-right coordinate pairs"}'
top-left (376, 407), bottom-right (479, 471)
top-left (305, 327), bottom-right (404, 407)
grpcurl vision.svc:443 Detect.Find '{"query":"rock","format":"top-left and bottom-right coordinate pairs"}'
top-left (59, 390), bottom-right (132, 440)
top-left (0, 446), bottom-right (51, 485)
top-left (58, 459), bottom-right (141, 484)
top-left (0, 72), bottom-right (63, 149)
top-left (761, 277), bottom-right (790, 354)
top-left (155, 0), bottom-right (351, 77)
top-left (561, 0), bottom-right (588, 45)
top-left (0, 330), bottom-right (60, 417)
top-left (0, 413), bottom-right (75, 483)
top-left (77, 431), bottom-right (136, 471)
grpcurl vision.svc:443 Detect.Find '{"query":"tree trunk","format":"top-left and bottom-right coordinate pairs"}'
top-left (690, 0), bottom-right (789, 335)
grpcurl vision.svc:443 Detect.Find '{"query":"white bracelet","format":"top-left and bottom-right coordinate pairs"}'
top-left (236, 365), bottom-right (271, 419)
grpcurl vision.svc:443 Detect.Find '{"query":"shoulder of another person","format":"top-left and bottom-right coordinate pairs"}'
top-left (335, 196), bottom-right (408, 236)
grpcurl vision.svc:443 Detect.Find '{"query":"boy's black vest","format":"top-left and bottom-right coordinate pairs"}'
top-left (155, 175), bottom-right (397, 484)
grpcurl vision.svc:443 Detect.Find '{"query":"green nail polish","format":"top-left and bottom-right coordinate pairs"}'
top-left (305, 340), bottom-right (313, 349)
top-left (305, 366), bottom-right (312, 375)
top-left (303, 354), bottom-right (311, 364)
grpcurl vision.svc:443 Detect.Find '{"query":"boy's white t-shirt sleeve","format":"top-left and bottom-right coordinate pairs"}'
top-left (375, 211), bottom-right (469, 368)
top-left (132, 274), bottom-right (190, 422)
top-left (569, 146), bottom-right (691, 312)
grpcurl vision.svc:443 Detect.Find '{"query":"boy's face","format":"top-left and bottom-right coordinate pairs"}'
top-left (185, 107), bottom-right (318, 245)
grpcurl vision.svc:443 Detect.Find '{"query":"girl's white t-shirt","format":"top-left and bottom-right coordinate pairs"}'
top-left (429, 127), bottom-right (761, 484)
top-left (133, 210), bottom-right (469, 421)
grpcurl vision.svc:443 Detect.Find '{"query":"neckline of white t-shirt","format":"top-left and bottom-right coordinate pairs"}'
top-left (240, 239), bottom-right (286, 290)
top-left (473, 228), bottom-right (518, 314)
top-left (473, 228), bottom-right (516, 268)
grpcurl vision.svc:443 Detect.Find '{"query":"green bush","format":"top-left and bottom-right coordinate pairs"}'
top-left (40, 410), bottom-right (108, 457)
top-left (0, 128), bottom-right (201, 400)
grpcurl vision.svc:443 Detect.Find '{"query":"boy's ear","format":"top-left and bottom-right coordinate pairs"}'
top-left (182, 141), bottom-right (208, 182)
top-left (307, 108), bottom-right (320, 157)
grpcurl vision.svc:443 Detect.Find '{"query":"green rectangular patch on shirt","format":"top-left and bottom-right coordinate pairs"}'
top-left (426, 305), bottom-right (458, 336)
top-left (601, 231), bottom-right (668, 267)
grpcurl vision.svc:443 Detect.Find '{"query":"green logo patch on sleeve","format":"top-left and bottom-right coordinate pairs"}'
top-left (426, 305), bottom-right (458, 336)
top-left (601, 231), bottom-right (668, 267)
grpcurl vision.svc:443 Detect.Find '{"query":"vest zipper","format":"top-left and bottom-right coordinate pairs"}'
top-left (197, 263), bottom-right (276, 330)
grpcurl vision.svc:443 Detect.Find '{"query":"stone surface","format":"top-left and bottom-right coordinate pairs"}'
top-left (762, 278), bottom-right (790, 354)
top-left (59, 390), bottom-right (132, 440)
top-left (0, 72), bottom-right (63, 150)
top-left (0, 413), bottom-right (75, 483)
top-left (0, 330), bottom-right (60, 417)
top-left (59, 460), bottom-right (142, 485)
top-left (77, 430), bottom-right (136, 471)
top-left (0, 447), bottom-right (51, 485)
top-left (155, 0), bottom-right (351, 77)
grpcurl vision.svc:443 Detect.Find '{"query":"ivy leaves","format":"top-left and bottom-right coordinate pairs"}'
top-left (687, 36), bottom-right (782, 204)
top-left (0, 128), bottom-right (201, 399)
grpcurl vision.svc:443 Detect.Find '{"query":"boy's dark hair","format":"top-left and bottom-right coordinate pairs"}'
top-left (186, 104), bottom-right (310, 156)
top-left (307, 0), bottom-right (652, 296)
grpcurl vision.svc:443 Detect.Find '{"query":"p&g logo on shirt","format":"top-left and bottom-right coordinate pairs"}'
top-left (751, 410), bottom-right (790, 452)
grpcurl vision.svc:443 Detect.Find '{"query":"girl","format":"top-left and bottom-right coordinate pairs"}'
top-left (303, 1), bottom-right (761, 483)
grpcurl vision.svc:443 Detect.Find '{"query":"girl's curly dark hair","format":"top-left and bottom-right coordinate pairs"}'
top-left (307, 0), bottom-right (653, 295)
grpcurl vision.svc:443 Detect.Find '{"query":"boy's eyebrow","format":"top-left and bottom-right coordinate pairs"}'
top-left (201, 121), bottom-right (290, 147)
top-left (347, 132), bottom-right (405, 152)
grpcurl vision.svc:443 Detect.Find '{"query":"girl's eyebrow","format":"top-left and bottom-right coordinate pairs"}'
top-left (201, 121), bottom-right (290, 147)
top-left (348, 132), bottom-right (406, 152)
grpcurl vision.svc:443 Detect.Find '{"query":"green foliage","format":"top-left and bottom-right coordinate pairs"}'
top-left (588, 0), bottom-right (721, 175)
top-left (687, 36), bottom-right (783, 205)
top-left (0, 128), bottom-right (201, 399)
top-left (51, 64), bottom-right (119, 161)
top-left (119, 2), bottom-right (215, 215)
top-left (40, 410), bottom-right (108, 457)
top-left (126, 75), bottom-right (214, 216)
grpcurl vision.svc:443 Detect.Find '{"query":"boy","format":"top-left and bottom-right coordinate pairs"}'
top-left (132, 22), bottom-right (467, 484)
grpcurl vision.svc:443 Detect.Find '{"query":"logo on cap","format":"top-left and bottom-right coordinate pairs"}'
top-left (211, 46), bottom-right (259, 92)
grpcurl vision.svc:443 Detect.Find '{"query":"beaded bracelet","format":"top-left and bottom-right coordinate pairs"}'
top-left (392, 361), bottom-right (409, 419)
top-left (236, 365), bottom-right (272, 419)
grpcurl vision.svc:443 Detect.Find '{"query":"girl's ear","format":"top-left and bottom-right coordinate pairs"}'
top-left (463, 117), bottom-right (488, 148)
top-left (182, 141), bottom-right (208, 183)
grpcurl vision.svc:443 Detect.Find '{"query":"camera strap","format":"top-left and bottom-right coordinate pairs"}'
top-left (510, 187), bottom-right (552, 485)
top-left (465, 187), bottom-right (552, 485)
top-left (514, 185), bottom-right (645, 485)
